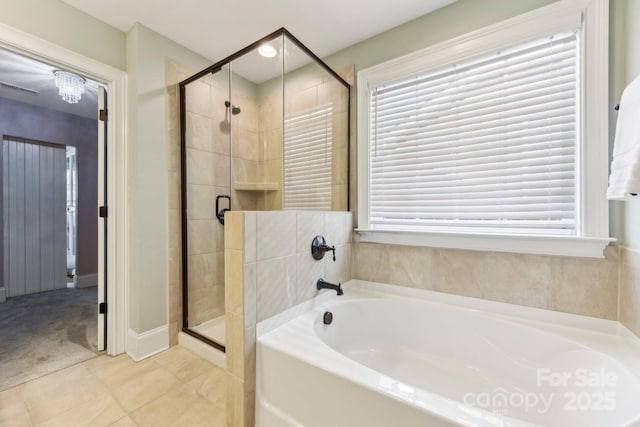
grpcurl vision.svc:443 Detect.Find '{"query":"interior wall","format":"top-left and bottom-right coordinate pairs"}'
top-left (1, 0), bottom-right (125, 71)
top-left (621, 0), bottom-right (640, 250)
top-left (126, 23), bottom-right (211, 334)
top-left (0, 97), bottom-right (98, 282)
top-left (617, 0), bottom-right (640, 338)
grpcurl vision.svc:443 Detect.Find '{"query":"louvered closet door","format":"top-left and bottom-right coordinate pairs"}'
top-left (3, 138), bottom-right (67, 298)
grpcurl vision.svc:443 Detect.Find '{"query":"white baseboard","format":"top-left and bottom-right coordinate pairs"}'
top-left (75, 273), bottom-right (98, 288)
top-left (0, 287), bottom-right (5, 303)
top-left (126, 325), bottom-right (169, 361)
top-left (178, 331), bottom-right (226, 369)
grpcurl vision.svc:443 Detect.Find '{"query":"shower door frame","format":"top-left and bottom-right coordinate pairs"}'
top-left (178, 27), bottom-right (351, 351)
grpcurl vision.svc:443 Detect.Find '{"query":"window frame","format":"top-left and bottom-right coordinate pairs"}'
top-left (356, 0), bottom-right (612, 258)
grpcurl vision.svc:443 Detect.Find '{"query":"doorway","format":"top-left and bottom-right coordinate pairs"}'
top-left (0, 48), bottom-right (107, 390)
top-left (0, 19), bottom-right (128, 359)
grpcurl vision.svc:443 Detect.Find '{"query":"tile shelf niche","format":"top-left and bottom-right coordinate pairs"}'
top-left (233, 182), bottom-right (279, 191)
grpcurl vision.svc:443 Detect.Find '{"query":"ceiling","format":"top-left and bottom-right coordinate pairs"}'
top-left (60, 0), bottom-right (457, 74)
top-left (0, 1), bottom-right (458, 116)
top-left (0, 48), bottom-right (100, 119)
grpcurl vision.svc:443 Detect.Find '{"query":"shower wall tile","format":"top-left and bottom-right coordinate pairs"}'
top-left (225, 211), bottom-right (243, 251)
top-left (232, 93), bottom-right (259, 133)
top-left (326, 211), bottom-right (351, 246)
top-left (211, 85), bottom-right (230, 124)
top-left (256, 255), bottom-right (297, 322)
top-left (212, 154), bottom-right (230, 188)
top-left (225, 249), bottom-right (243, 316)
top-left (256, 211), bottom-right (296, 261)
top-left (212, 120), bottom-right (230, 155)
top-left (226, 312), bottom-right (244, 380)
top-left (233, 128), bottom-right (259, 162)
top-left (295, 251), bottom-right (325, 304)
top-left (261, 128), bottom-right (283, 161)
top-left (232, 158), bottom-right (259, 184)
top-left (243, 212), bottom-right (257, 264)
top-left (243, 262), bottom-right (257, 329)
top-left (285, 85), bottom-right (318, 115)
top-left (296, 212), bottom-right (325, 253)
top-left (186, 112), bottom-right (213, 152)
top-left (185, 81), bottom-right (212, 117)
top-left (186, 149), bottom-right (214, 186)
top-left (186, 184), bottom-right (215, 220)
top-left (186, 220), bottom-right (215, 255)
top-left (187, 253), bottom-right (216, 290)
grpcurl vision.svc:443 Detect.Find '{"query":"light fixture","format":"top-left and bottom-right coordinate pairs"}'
top-left (258, 44), bottom-right (277, 58)
top-left (53, 70), bottom-right (86, 104)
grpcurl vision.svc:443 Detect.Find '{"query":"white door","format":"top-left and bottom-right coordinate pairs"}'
top-left (2, 138), bottom-right (67, 297)
top-left (97, 86), bottom-right (107, 351)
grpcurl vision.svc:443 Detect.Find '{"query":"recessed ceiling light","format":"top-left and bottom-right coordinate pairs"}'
top-left (258, 44), bottom-right (277, 58)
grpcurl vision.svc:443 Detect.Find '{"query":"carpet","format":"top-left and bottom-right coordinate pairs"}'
top-left (0, 286), bottom-right (98, 391)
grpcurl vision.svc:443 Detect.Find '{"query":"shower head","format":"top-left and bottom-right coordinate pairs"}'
top-left (224, 100), bottom-right (241, 115)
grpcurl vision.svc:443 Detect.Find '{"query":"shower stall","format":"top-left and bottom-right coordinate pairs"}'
top-left (179, 28), bottom-right (350, 351)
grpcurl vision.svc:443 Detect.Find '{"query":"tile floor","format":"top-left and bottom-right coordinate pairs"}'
top-left (0, 346), bottom-right (227, 426)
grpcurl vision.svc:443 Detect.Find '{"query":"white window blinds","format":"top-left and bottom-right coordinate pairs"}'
top-left (369, 30), bottom-right (579, 235)
top-left (284, 104), bottom-right (333, 210)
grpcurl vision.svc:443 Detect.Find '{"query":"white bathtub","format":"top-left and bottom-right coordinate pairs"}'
top-left (256, 280), bottom-right (640, 427)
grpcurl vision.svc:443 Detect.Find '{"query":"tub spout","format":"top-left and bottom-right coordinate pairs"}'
top-left (317, 278), bottom-right (343, 296)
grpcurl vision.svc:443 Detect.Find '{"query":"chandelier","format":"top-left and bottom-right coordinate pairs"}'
top-left (53, 70), bottom-right (86, 104)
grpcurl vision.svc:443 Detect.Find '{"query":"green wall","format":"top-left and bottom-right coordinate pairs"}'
top-left (619, 0), bottom-right (640, 249)
top-left (322, 0), bottom-right (557, 73)
top-left (126, 23), bottom-right (211, 333)
top-left (1, 0), bottom-right (126, 70)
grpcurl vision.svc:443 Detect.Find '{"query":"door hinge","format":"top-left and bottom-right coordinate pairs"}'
top-left (99, 206), bottom-right (108, 218)
top-left (99, 109), bottom-right (108, 122)
top-left (99, 302), bottom-right (107, 314)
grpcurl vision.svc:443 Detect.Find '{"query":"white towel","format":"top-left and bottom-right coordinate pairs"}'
top-left (607, 74), bottom-right (640, 200)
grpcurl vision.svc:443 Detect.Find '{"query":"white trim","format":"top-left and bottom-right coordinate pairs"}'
top-left (356, 229), bottom-right (614, 258)
top-left (357, 0), bottom-right (610, 256)
top-left (127, 325), bottom-right (169, 361)
top-left (75, 273), bottom-right (98, 288)
top-left (0, 22), bottom-right (129, 356)
top-left (178, 332), bottom-right (226, 369)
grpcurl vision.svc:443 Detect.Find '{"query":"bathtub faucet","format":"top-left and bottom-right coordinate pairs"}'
top-left (317, 278), bottom-right (343, 296)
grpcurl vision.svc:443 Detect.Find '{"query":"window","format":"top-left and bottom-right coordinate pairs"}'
top-left (283, 104), bottom-right (333, 210)
top-left (357, 0), bottom-right (611, 257)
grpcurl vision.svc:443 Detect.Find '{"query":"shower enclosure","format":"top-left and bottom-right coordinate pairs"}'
top-left (179, 28), bottom-right (350, 351)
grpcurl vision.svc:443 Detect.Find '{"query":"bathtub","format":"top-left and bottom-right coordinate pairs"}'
top-left (256, 280), bottom-right (640, 427)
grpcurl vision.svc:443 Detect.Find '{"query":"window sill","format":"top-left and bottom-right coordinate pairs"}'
top-left (354, 229), bottom-right (615, 259)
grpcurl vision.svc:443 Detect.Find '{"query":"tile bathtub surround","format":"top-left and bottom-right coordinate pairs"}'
top-left (353, 243), bottom-right (620, 320)
top-left (225, 210), bottom-right (353, 427)
top-left (620, 246), bottom-right (640, 338)
top-left (0, 346), bottom-right (227, 427)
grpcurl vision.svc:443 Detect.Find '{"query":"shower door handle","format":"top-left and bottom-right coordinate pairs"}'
top-left (216, 195), bottom-right (231, 225)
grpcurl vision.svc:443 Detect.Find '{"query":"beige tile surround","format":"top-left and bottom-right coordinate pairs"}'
top-left (224, 210), bottom-right (353, 427)
top-left (354, 243), bottom-right (620, 320)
